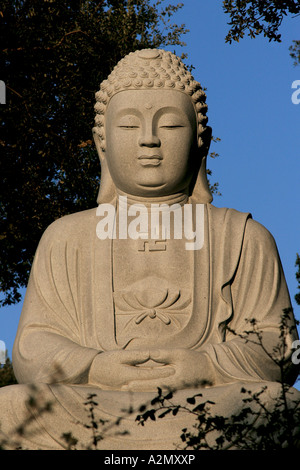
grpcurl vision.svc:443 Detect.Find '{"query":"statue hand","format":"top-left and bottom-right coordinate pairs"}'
top-left (88, 349), bottom-right (174, 390)
top-left (123, 349), bottom-right (215, 392)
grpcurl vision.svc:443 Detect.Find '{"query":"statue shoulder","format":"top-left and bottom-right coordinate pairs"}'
top-left (207, 203), bottom-right (249, 218)
top-left (38, 207), bottom-right (98, 247)
top-left (243, 217), bottom-right (278, 251)
top-left (206, 203), bottom-right (251, 230)
top-left (207, 204), bottom-right (277, 250)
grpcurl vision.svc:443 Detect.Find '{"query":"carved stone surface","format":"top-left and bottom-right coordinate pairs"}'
top-left (0, 49), bottom-right (299, 450)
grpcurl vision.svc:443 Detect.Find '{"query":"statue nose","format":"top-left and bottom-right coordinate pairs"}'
top-left (138, 133), bottom-right (161, 147)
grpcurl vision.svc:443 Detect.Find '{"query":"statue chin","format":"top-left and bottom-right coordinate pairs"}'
top-left (0, 48), bottom-right (299, 451)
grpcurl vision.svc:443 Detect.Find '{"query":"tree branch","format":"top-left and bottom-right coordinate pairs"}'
top-left (2, 29), bottom-right (91, 53)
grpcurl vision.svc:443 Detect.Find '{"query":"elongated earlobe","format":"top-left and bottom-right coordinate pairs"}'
top-left (199, 126), bottom-right (212, 157)
top-left (191, 155), bottom-right (213, 203)
top-left (93, 129), bottom-right (116, 204)
top-left (190, 126), bottom-right (213, 203)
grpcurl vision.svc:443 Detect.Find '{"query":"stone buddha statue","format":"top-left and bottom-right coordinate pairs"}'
top-left (0, 49), bottom-right (299, 450)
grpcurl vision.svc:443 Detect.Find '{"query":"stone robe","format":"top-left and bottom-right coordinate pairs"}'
top-left (0, 201), bottom-right (299, 450)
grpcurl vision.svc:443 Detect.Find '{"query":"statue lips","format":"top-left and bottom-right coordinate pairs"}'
top-left (138, 154), bottom-right (162, 167)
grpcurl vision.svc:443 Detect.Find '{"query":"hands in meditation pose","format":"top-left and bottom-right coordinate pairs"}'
top-left (89, 348), bottom-right (214, 392)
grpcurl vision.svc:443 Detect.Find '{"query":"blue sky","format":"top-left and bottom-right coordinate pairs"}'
top-left (1, 1), bottom-right (299, 367)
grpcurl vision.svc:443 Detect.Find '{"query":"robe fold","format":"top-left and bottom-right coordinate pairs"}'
top-left (0, 202), bottom-right (299, 450)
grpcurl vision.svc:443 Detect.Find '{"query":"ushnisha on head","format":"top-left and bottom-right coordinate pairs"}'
top-left (93, 48), bottom-right (210, 153)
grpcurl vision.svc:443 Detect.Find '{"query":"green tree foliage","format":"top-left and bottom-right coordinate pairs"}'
top-left (0, 357), bottom-right (18, 387)
top-left (135, 384), bottom-right (300, 449)
top-left (223, 0), bottom-right (300, 64)
top-left (0, 0), bottom-right (187, 307)
top-left (290, 39), bottom-right (300, 66)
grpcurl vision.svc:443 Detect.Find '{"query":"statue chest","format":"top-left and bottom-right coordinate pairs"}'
top-left (112, 236), bottom-right (193, 348)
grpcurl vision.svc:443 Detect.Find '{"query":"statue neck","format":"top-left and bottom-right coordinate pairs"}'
top-left (116, 189), bottom-right (189, 208)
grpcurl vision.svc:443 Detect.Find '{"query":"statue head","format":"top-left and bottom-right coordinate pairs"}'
top-left (93, 49), bottom-right (212, 203)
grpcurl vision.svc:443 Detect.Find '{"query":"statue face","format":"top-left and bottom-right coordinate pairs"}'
top-left (104, 89), bottom-right (198, 197)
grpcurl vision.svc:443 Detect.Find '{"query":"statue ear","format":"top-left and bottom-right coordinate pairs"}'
top-left (92, 129), bottom-right (105, 163)
top-left (92, 128), bottom-right (116, 204)
top-left (190, 126), bottom-right (213, 203)
top-left (199, 125), bottom-right (212, 158)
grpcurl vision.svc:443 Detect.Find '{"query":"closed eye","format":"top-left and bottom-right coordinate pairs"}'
top-left (117, 113), bottom-right (140, 128)
top-left (158, 111), bottom-right (187, 129)
top-left (159, 125), bottom-right (184, 129)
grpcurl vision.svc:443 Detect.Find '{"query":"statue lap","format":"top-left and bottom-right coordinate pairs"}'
top-left (1, 380), bottom-right (299, 450)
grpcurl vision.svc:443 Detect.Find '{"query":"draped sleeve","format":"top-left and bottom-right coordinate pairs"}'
top-left (12, 209), bottom-right (101, 385)
top-left (201, 214), bottom-right (299, 386)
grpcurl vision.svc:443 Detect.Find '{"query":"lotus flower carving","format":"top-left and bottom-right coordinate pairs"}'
top-left (114, 279), bottom-right (191, 328)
